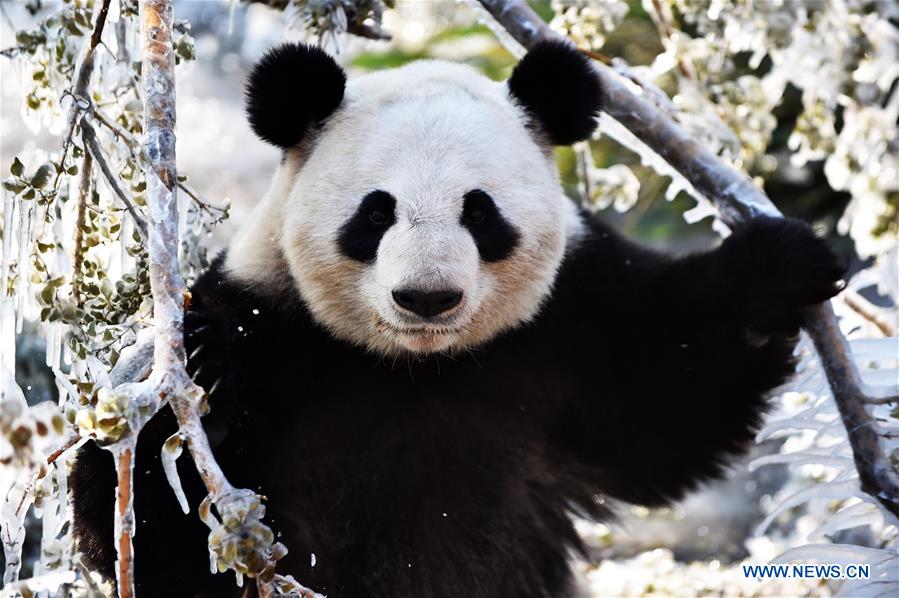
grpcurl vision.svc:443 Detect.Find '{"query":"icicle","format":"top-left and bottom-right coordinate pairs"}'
top-left (1, 479), bottom-right (33, 585)
top-left (808, 501), bottom-right (882, 541)
top-left (227, 0), bottom-right (240, 35)
top-left (771, 543), bottom-right (891, 567)
top-left (15, 199), bottom-right (34, 334)
top-left (45, 322), bottom-right (61, 370)
top-left (0, 569), bottom-right (77, 595)
top-left (594, 111), bottom-right (736, 237)
top-left (161, 433), bottom-right (190, 514)
top-left (749, 451), bottom-right (851, 472)
top-left (0, 194), bottom-right (17, 395)
top-left (755, 480), bottom-right (860, 536)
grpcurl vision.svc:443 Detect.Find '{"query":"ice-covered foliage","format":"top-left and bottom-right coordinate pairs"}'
top-left (244, 0), bottom-right (393, 47)
top-left (539, 1), bottom-right (899, 594)
top-left (563, 0), bottom-right (897, 257)
top-left (748, 256), bottom-right (898, 596)
top-left (0, 0), bottom-right (225, 593)
top-left (3, 0), bottom-right (897, 595)
top-left (549, 0), bottom-right (629, 51)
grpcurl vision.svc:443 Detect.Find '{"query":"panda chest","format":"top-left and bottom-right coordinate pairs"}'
top-left (225, 332), bottom-right (549, 496)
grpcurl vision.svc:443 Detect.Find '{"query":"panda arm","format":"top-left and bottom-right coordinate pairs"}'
top-left (546, 214), bottom-right (843, 506)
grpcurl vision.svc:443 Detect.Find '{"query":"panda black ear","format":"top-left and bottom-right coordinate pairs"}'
top-left (245, 43), bottom-right (347, 149)
top-left (508, 41), bottom-right (602, 146)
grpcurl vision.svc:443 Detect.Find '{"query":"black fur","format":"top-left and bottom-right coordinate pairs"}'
top-left (508, 41), bottom-right (602, 145)
top-left (337, 190), bottom-right (397, 262)
top-left (245, 43), bottom-right (346, 148)
top-left (70, 214), bottom-right (842, 597)
top-left (460, 190), bottom-right (520, 262)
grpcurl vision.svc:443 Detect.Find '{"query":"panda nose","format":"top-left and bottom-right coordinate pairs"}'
top-left (392, 289), bottom-right (463, 318)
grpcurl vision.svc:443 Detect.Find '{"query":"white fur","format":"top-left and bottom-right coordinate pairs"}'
top-left (226, 59), bottom-right (584, 356)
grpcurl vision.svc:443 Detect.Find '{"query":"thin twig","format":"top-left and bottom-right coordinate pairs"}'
top-left (46, 433), bottom-right (82, 468)
top-left (115, 443), bottom-right (135, 598)
top-left (177, 180), bottom-right (228, 214)
top-left (81, 120), bottom-right (148, 237)
top-left (647, 0), bottom-right (694, 80)
top-left (0, 0), bottom-right (16, 32)
top-left (74, 0), bottom-right (113, 96)
top-left (0, 45), bottom-right (24, 58)
top-left (48, 0), bottom-right (112, 194)
top-left (72, 151), bottom-right (94, 307)
top-left (868, 396), bottom-right (899, 406)
top-left (474, 0), bottom-right (899, 519)
top-left (578, 143), bottom-right (592, 205)
top-left (843, 288), bottom-right (897, 337)
top-left (88, 106), bottom-right (227, 214)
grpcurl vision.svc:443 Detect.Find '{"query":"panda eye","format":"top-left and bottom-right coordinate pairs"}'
top-left (462, 189), bottom-right (493, 226)
top-left (368, 209), bottom-right (389, 226)
top-left (467, 208), bottom-right (487, 225)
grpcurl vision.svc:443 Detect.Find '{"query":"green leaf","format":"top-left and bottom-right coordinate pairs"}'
top-left (40, 284), bottom-right (56, 305)
top-left (11, 157), bottom-right (24, 177)
top-left (31, 164), bottom-right (52, 189)
top-left (74, 10), bottom-right (91, 28)
top-left (67, 165), bottom-right (79, 175)
top-left (65, 20), bottom-right (83, 36)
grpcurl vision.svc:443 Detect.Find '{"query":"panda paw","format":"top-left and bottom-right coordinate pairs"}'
top-left (725, 217), bottom-right (845, 332)
top-left (184, 310), bottom-right (229, 395)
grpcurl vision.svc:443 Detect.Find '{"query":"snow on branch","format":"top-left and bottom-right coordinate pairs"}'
top-left (473, 0), bottom-right (899, 519)
top-left (132, 1), bottom-right (318, 595)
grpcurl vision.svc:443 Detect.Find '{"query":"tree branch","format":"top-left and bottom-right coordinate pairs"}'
top-left (81, 120), bottom-right (148, 237)
top-left (137, 1), bottom-right (312, 594)
top-left (71, 152), bottom-right (93, 307)
top-left (474, 0), bottom-right (899, 519)
top-left (114, 442), bottom-right (135, 598)
top-left (843, 288), bottom-right (896, 337)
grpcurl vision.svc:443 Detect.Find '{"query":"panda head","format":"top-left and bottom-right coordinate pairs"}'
top-left (230, 42), bottom-right (601, 356)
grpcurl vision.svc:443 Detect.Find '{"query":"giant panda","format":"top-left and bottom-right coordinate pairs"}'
top-left (71, 41), bottom-right (843, 597)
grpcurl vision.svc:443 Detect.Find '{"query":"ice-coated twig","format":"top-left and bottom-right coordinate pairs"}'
top-left (473, 0), bottom-right (899, 519)
top-left (113, 441), bottom-right (136, 598)
top-left (842, 289), bottom-right (896, 337)
top-left (81, 120), bottom-right (149, 237)
top-left (71, 152), bottom-right (94, 307)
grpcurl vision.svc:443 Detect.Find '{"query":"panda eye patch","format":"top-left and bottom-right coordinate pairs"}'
top-left (461, 190), bottom-right (520, 262)
top-left (337, 190), bottom-right (396, 262)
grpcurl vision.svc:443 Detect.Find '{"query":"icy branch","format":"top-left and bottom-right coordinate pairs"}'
top-left (474, 0), bottom-right (899, 519)
top-left (81, 121), bottom-right (149, 238)
top-left (134, 0), bottom-right (314, 595)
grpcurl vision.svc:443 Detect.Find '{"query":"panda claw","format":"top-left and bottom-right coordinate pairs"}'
top-left (188, 343), bottom-right (205, 362)
top-left (187, 324), bottom-right (210, 338)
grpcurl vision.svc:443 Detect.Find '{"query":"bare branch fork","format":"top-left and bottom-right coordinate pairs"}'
top-left (475, 0), bottom-right (899, 518)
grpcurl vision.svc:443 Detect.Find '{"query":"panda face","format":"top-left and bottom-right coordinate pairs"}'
top-left (281, 64), bottom-right (569, 355)
top-left (230, 43), bottom-right (600, 356)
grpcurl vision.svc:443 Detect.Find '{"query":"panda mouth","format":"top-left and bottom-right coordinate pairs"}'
top-left (376, 317), bottom-right (462, 337)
